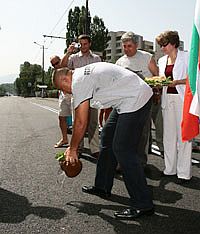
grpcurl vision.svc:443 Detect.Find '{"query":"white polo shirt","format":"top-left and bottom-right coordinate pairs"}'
top-left (116, 50), bottom-right (152, 78)
top-left (72, 62), bottom-right (152, 114)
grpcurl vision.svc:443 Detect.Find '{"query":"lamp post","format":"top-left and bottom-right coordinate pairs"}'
top-left (34, 41), bottom-right (45, 97)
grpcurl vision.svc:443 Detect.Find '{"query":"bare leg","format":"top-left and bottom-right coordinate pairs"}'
top-left (54, 116), bottom-right (69, 147)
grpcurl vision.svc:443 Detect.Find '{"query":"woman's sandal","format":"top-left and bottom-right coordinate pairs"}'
top-left (54, 140), bottom-right (69, 148)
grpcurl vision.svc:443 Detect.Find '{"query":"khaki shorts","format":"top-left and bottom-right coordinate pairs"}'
top-left (58, 94), bottom-right (72, 117)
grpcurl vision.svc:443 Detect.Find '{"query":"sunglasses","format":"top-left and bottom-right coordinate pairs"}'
top-left (52, 61), bottom-right (60, 67)
top-left (160, 42), bottom-right (169, 48)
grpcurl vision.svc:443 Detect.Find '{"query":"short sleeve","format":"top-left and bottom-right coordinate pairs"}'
top-left (67, 56), bottom-right (74, 69)
top-left (72, 72), bottom-right (94, 109)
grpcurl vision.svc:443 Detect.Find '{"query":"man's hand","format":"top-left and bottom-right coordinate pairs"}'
top-left (67, 43), bottom-right (77, 54)
top-left (60, 43), bottom-right (76, 67)
top-left (64, 100), bottom-right (90, 166)
top-left (64, 146), bottom-right (79, 166)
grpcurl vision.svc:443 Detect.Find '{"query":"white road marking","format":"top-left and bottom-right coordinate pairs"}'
top-left (31, 102), bottom-right (58, 114)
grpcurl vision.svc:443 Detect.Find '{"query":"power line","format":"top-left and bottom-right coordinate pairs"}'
top-left (43, 0), bottom-right (76, 47)
top-left (49, 0), bottom-right (75, 35)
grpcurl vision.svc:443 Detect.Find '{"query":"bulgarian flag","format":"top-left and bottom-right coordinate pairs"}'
top-left (181, 0), bottom-right (200, 141)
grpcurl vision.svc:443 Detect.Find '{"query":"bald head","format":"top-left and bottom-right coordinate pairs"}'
top-left (52, 67), bottom-right (72, 93)
top-left (50, 55), bottom-right (61, 68)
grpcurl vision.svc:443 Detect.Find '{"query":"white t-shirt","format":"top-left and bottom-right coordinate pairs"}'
top-left (72, 62), bottom-right (152, 114)
top-left (116, 50), bottom-right (152, 78)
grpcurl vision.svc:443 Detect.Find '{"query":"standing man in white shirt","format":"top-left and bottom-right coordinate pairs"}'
top-left (116, 31), bottom-right (163, 167)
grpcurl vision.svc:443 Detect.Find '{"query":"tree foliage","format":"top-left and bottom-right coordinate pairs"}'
top-left (0, 85), bottom-right (6, 96)
top-left (0, 83), bottom-right (15, 96)
top-left (66, 7), bottom-right (84, 45)
top-left (90, 16), bottom-right (109, 53)
top-left (14, 61), bottom-right (53, 97)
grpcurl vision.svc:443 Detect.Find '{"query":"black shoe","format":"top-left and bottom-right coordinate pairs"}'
top-left (82, 185), bottom-right (111, 198)
top-left (160, 172), bottom-right (176, 177)
top-left (114, 207), bottom-right (154, 219)
top-left (177, 178), bottom-right (191, 185)
top-left (67, 128), bottom-right (72, 134)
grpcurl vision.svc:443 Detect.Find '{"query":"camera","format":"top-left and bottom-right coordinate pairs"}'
top-left (74, 43), bottom-right (81, 48)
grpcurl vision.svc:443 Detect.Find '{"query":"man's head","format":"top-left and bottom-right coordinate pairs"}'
top-left (50, 55), bottom-right (61, 69)
top-left (121, 31), bottom-right (138, 57)
top-left (78, 34), bottom-right (91, 54)
top-left (52, 67), bottom-right (72, 94)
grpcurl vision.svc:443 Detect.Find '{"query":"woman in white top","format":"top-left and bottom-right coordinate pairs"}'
top-left (156, 31), bottom-right (192, 183)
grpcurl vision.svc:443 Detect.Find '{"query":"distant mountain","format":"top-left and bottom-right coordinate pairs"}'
top-left (0, 74), bottom-right (18, 84)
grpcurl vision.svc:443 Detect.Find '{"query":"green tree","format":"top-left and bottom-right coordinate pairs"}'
top-left (15, 61), bottom-right (45, 96)
top-left (45, 67), bottom-right (54, 89)
top-left (0, 83), bottom-right (15, 95)
top-left (0, 85), bottom-right (6, 96)
top-left (66, 7), bottom-right (82, 45)
top-left (15, 61), bottom-right (54, 96)
top-left (15, 78), bottom-right (21, 95)
top-left (90, 16), bottom-right (109, 53)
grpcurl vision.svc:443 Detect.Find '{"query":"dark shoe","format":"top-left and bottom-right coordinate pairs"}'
top-left (67, 127), bottom-right (72, 134)
top-left (82, 185), bottom-right (111, 198)
top-left (114, 207), bottom-right (154, 219)
top-left (160, 172), bottom-right (176, 177)
top-left (177, 178), bottom-right (191, 185)
top-left (91, 152), bottom-right (99, 159)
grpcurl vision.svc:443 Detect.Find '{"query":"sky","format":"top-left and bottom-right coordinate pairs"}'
top-left (0, 0), bottom-right (197, 83)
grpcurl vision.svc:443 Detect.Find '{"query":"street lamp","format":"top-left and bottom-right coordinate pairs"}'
top-left (34, 41), bottom-right (45, 84)
top-left (34, 41), bottom-right (45, 97)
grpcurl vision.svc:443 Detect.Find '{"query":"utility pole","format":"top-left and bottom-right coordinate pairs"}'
top-left (34, 42), bottom-right (46, 97)
top-left (42, 44), bottom-right (44, 85)
top-left (85, 0), bottom-right (90, 35)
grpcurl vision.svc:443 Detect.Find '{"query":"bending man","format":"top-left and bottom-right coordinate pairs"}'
top-left (52, 62), bottom-right (154, 220)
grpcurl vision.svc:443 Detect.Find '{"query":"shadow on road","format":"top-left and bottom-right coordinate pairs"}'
top-left (0, 188), bottom-right (66, 223)
top-left (66, 201), bottom-right (200, 234)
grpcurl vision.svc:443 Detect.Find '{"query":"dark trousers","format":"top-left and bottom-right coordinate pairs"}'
top-left (95, 99), bottom-right (153, 209)
top-left (137, 99), bottom-right (152, 167)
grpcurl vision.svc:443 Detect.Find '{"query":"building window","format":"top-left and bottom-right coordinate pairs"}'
top-left (116, 42), bottom-right (121, 47)
top-left (116, 49), bottom-right (122, 54)
top-left (106, 56), bottom-right (111, 60)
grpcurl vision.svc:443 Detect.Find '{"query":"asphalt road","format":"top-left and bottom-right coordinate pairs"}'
top-left (0, 96), bottom-right (199, 234)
